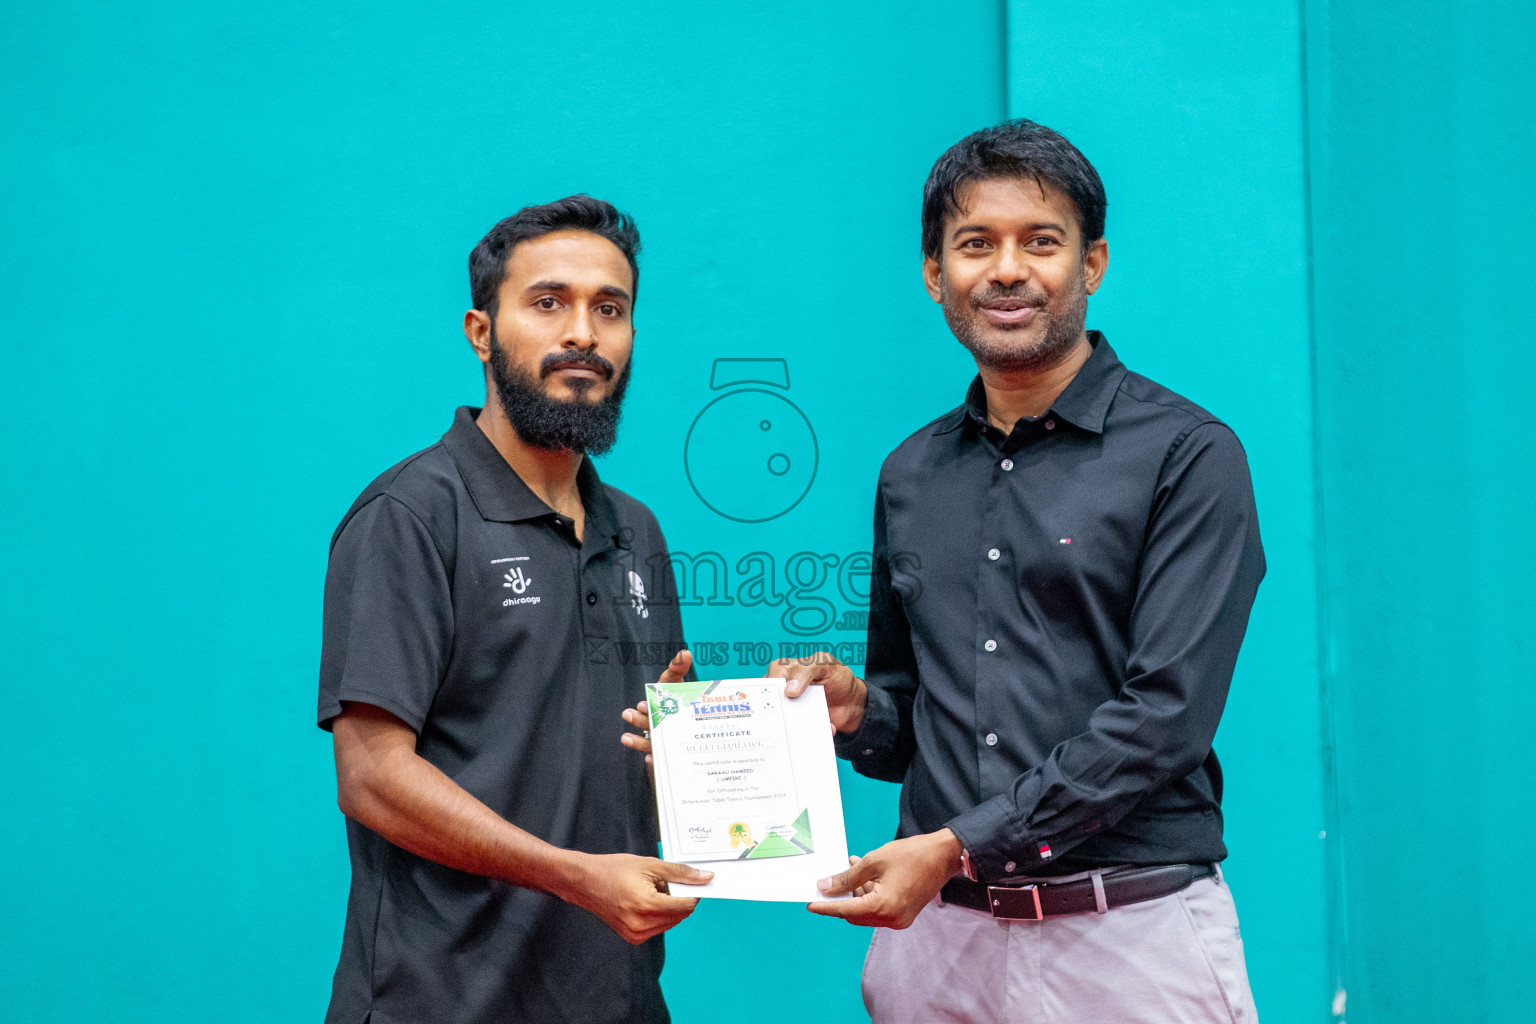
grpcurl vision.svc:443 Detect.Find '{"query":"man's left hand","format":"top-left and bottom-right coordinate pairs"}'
top-left (807, 828), bottom-right (962, 929)
top-left (620, 648), bottom-right (691, 765)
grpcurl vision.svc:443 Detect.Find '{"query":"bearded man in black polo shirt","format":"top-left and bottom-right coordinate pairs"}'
top-left (317, 196), bottom-right (708, 1024)
top-left (780, 121), bottom-right (1267, 1020)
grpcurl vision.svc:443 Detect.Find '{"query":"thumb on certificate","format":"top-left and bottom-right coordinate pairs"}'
top-left (818, 854), bottom-right (874, 896)
top-left (769, 657), bottom-right (815, 698)
top-left (657, 649), bottom-right (692, 684)
top-left (654, 860), bottom-right (713, 886)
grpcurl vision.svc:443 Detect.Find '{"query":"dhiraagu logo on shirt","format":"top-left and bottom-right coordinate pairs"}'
top-left (492, 557), bottom-right (541, 607)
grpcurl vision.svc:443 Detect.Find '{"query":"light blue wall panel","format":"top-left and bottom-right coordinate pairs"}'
top-left (1305, 1), bottom-right (1536, 1020)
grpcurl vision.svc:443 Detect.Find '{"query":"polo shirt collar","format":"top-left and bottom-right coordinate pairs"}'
top-left (934, 331), bottom-right (1127, 436)
top-left (440, 406), bottom-right (630, 549)
top-left (576, 456), bottom-right (628, 550)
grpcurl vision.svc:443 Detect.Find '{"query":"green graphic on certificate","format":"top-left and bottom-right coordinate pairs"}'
top-left (647, 680), bottom-right (814, 861)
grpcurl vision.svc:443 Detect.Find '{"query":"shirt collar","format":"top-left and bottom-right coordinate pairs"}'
top-left (440, 406), bottom-right (629, 549)
top-left (934, 331), bottom-right (1127, 436)
top-left (576, 456), bottom-right (628, 550)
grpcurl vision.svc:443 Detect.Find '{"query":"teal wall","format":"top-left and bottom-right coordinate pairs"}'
top-left (1005, 4), bottom-right (1325, 1021)
top-left (1305, 0), bottom-right (1536, 1020)
top-left (3, 0), bottom-right (1527, 1021)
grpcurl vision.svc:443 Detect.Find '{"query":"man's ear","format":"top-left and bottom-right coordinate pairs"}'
top-left (1082, 238), bottom-right (1109, 296)
top-left (922, 255), bottom-right (944, 304)
top-left (464, 308), bottom-right (492, 364)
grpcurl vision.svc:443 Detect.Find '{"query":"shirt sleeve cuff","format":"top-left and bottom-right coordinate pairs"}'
top-left (319, 685), bottom-right (428, 734)
top-left (832, 681), bottom-right (901, 762)
top-left (946, 796), bottom-right (1052, 881)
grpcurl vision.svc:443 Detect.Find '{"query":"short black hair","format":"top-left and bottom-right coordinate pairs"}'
top-left (469, 194), bottom-right (641, 314)
top-left (921, 119), bottom-right (1107, 259)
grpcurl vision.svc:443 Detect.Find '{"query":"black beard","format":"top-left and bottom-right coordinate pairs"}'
top-left (942, 271), bottom-right (1088, 374)
top-left (486, 326), bottom-right (631, 455)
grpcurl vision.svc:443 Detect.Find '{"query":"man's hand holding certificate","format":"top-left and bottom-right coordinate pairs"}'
top-left (622, 651), bottom-right (851, 902)
top-left (623, 650), bottom-right (961, 923)
top-left (775, 654), bottom-right (963, 929)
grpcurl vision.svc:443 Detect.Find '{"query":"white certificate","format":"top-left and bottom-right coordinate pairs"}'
top-left (646, 678), bottom-right (849, 902)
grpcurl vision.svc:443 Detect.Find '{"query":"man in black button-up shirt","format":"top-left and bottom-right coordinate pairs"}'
top-left (787, 122), bottom-right (1265, 1021)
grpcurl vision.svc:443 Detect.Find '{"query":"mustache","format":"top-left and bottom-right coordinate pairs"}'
top-left (970, 283), bottom-right (1048, 309)
top-left (540, 349), bottom-right (615, 380)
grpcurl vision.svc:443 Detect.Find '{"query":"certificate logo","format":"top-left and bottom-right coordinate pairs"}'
top-left (689, 690), bottom-right (753, 720)
top-left (659, 696), bottom-right (680, 716)
top-left (728, 822), bottom-right (752, 849)
top-left (684, 358), bottom-right (818, 523)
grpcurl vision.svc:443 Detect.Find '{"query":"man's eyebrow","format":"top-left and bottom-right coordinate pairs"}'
top-left (522, 280), bottom-right (631, 302)
top-left (950, 221), bottom-right (1068, 238)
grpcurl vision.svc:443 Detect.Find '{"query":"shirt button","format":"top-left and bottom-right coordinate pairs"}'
top-left (586, 592), bottom-right (597, 606)
top-left (863, 748), bottom-right (874, 756)
top-left (1005, 860), bottom-right (1017, 873)
top-left (1000, 458), bottom-right (1014, 471)
top-left (984, 639), bottom-right (997, 652)
top-left (987, 548), bottom-right (1000, 561)
top-left (1044, 419), bottom-right (1056, 430)
top-left (985, 732), bottom-right (998, 746)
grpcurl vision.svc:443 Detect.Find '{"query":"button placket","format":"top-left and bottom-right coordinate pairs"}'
top-left (578, 549), bottom-right (617, 652)
top-left (976, 447), bottom-right (1013, 794)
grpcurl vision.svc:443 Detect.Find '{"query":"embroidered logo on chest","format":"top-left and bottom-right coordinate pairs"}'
top-left (492, 557), bottom-right (540, 607)
top-left (627, 570), bottom-right (649, 619)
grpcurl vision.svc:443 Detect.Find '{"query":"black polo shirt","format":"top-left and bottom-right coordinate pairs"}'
top-left (317, 406), bottom-right (686, 1024)
top-left (835, 334), bottom-right (1265, 881)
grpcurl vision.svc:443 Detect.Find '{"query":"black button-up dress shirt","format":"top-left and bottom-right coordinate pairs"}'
top-left (834, 334), bottom-right (1265, 881)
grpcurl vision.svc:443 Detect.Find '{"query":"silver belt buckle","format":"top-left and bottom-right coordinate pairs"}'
top-left (986, 882), bottom-right (1043, 920)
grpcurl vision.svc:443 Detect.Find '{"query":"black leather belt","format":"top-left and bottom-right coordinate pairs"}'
top-left (940, 863), bottom-right (1215, 921)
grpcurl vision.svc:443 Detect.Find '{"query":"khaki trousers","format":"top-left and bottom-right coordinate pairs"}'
top-left (862, 872), bottom-right (1258, 1024)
